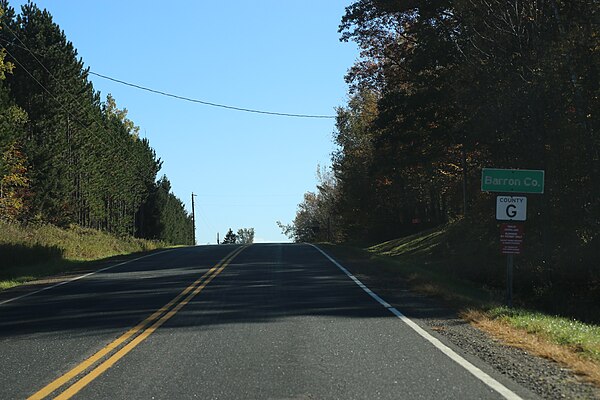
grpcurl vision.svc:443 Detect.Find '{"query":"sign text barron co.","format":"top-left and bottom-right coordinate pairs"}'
top-left (481, 168), bottom-right (544, 194)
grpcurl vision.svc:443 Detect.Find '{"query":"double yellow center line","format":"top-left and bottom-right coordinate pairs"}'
top-left (29, 245), bottom-right (247, 400)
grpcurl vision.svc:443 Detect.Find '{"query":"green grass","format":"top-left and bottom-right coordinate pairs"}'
top-left (0, 221), bottom-right (171, 290)
top-left (488, 306), bottom-right (600, 363)
top-left (322, 223), bottom-right (501, 307)
top-left (0, 278), bottom-right (29, 291)
top-left (368, 227), bottom-right (446, 257)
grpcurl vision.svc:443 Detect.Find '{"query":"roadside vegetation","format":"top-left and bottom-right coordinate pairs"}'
top-left (464, 308), bottom-right (600, 386)
top-left (0, 221), bottom-right (168, 291)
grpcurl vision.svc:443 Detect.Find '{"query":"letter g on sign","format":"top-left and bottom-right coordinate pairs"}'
top-left (506, 204), bottom-right (517, 218)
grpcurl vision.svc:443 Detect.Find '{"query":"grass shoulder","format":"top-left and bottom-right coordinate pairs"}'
top-left (319, 222), bottom-right (600, 386)
top-left (0, 221), bottom-right (173, 291)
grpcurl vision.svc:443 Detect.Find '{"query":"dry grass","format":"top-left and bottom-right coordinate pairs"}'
top-left (0, 221), bottom-right (171, 291)
top-left (0, 222), bottom-right (166, 262)
top-left (463, 309), bottom-right (600, 387)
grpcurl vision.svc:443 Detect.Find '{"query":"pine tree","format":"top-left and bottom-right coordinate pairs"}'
top-left (0, 5), bottom-right (29, 221)
top-left (222, 229), bottom-right (237, 244)
top-left (2, 2), bottom-right (94, 223)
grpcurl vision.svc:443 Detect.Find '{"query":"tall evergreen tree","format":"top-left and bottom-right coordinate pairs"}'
top-left (0, 1), bottom-right (192, 246)
top-left (0, 4), bottom-right (28, 221)
top-left (1, 2), bottom-right (98, 223)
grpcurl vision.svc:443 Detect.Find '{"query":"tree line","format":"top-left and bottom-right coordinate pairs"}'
top-left (284, 0), bottom-right (598, 305)
top-left (221, 228), bottom-right (255, 245)
top-left (0, 1), bottom-right (194, 245)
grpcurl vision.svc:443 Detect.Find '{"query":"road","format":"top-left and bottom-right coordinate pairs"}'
top-left (0, 244), bottom-right (534, 399)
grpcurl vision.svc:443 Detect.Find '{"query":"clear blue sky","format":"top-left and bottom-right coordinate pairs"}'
top-left (11, 0), bottom-right (358, 244)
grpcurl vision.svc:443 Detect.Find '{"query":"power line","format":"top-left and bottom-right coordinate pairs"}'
top-left (0, 35), bottom-right (336, 119)
top-left (88, 71), bottom-right (336, 119)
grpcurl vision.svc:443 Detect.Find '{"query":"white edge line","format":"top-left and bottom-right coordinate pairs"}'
top-left (309, 243), bottom-right (523, 400)
top-left (0, 249), bottom-right (175, 306)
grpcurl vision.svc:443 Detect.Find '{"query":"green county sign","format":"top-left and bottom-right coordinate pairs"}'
top-left (481, 168), bottom-right (545, 194)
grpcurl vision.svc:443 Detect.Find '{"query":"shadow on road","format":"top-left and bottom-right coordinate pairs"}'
top-left (0, 244), bottom-right (458, 339)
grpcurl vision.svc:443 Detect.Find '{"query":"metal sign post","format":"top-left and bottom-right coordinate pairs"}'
top-left (499, 223), bottom-right (524, 306)
top-left (506, 254), bottom-right (514, 307)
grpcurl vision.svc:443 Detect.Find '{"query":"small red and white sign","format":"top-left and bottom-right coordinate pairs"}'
top-left (500, 223), bottom-right (524, 255)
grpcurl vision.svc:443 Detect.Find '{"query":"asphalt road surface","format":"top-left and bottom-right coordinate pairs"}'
top-left (0, 244), bottom-right (536, 399)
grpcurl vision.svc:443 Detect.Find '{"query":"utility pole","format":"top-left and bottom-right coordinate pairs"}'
top-left (191, 193), bottom-right (197, 245)
top-left (217, 232), bottom-right (220, 245)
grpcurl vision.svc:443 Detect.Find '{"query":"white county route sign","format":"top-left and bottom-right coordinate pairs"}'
top-left (496, 196), bottom-right (527, 221)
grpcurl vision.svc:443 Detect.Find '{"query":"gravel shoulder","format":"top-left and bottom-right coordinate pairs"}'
top-left (325, 245), bottom-right (600, 400)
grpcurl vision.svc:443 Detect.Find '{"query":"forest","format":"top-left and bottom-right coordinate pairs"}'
top-left (0, 1), bottom-right (194, 245)
top-left (285, 0), bottom-right (598, 310)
